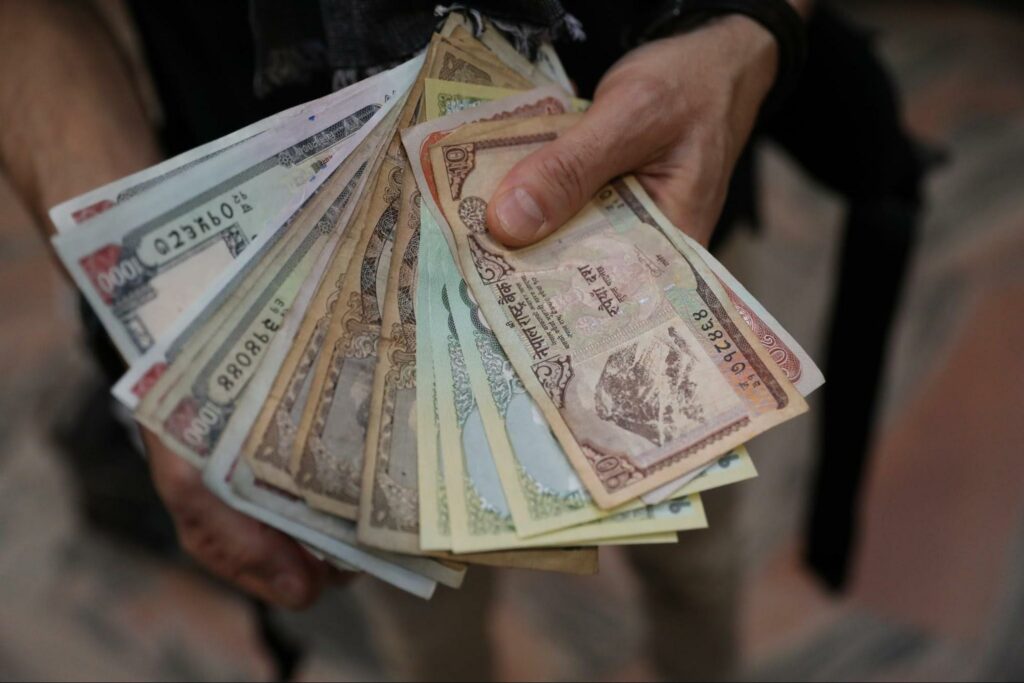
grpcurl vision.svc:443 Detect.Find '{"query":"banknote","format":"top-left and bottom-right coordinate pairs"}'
top-left (295, 33), bottom-right (542, 535)
top-left (287, 143), bottom-right (409, 518)
top-left (47, 71), bottom-right (394, 233)
top-left (136, 146), bottom-right (375, 465)
top-left (284, 83), bottom-right (426, 521)
top-left (418, 85), bottom-right (813, 403)
top-left (419, 210), bottom-right (692, 552)
top-left (53, 58), bottom-right (420, 360)
top-left (416, 90), bottom-right (818, 508)
top-left (409, 81), bottom-right (570, 550)
top-left (115, 113), bottom-right (387, 407)
top-left (355, 139), bottom-right (424, 554)
top-left (448, 23), bottom-right (555, 88)
top-left (356, 162), bottom-right (610, 572)
top-left (282, 52), bottom-right (430, 523)
top-left (440, 14), bottom-right (572, 92)
top-left (641, 445), bottom-right (759, 505)
top-left (424, 207), bottom-right (706, 551)
top-left (46, 17), bottom-right (781, 600)
top-left (402, 84), bottom-right (572, 254)
top-left (433, 34), bottom-right (533, 91)
top-left (241, 99), bottom-right (408, 492)
top-left (355, 51), bottom-right (564, 552)
top-left (112, 96), bottom-right (403, 413)
top-left (429, 114), bottom-right (807, 507)
top-left (204, 446), bottom-right (464, 598)
top-left (680, 231), bottom-right (825, 398)
top-left (240, 193), bottom-right (373, 491)
top-left (425, 204), bottom-right (752, 537)
top-left (415, 227), bottom-right (452, 551)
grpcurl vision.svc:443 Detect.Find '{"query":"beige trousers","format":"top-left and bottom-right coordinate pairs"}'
top-left (361, 486), bottom-right (740, 682)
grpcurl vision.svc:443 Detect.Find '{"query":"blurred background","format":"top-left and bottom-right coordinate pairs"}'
top-left (1, 0), bottom-right (1022, 680)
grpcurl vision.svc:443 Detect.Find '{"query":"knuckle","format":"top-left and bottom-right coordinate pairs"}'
top-left (617, 75), bottom-right (667, 114)
top-left (153, 456), bottom-right (201, 504)
top-left (537, 146), bottom-right (588, 206)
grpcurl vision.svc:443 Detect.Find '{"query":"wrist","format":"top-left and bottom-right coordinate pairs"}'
top-left (633, 0), bottom-right (808, 113)
top-left (713, 14), bottom-right (779, 103)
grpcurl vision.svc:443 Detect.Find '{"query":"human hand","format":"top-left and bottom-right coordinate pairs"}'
top-left (144, 428), bottom-right (341, 609)
top-left (487, 15), bottom-right (779, 248)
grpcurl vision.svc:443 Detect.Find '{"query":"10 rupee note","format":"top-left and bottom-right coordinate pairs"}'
top-left (429, 114), bottom-right (807, 507)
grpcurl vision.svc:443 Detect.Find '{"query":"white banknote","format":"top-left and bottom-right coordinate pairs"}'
top-left (54, 57), bottom-right (421, 360)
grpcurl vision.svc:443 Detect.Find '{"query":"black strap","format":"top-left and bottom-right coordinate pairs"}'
top-left (629, 0), bottom-right (808, 111)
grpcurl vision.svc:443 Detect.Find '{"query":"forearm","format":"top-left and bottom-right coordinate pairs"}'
top-left (0, 0), bottom-right (160, 236)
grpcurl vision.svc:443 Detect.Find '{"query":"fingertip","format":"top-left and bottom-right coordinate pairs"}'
top-left (487, 185), bottom-right (548, 248)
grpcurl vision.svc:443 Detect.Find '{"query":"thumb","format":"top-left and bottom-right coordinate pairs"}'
top-left (486, 97), bottom-right (653, 247)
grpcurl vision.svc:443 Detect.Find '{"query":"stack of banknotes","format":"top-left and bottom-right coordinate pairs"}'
top-left (51, 17), bottom-right (823, 599)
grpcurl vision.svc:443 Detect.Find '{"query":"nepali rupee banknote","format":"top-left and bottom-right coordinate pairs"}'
top-left (54, 58), bottom-right (419, 359)
top-left (48, 70), bottom-right (398, 233)
top-left (428, 114), bottom-right (807, 507)
top-left (423, 206), bottom-right (706, 552)
top-left (134, 142), bottom-right (378, 465)
top-left (282, 32), bottom-right (539, 526)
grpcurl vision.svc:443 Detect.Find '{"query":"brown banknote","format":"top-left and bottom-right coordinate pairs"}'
top-left (287, 33), bottom-right (534, 525)
top-left (354, 35), bottom-right (542, 553)
top-left (240, 139), bottom-right (390, 492)
top-left (428, 114), bottom-right (808, 507)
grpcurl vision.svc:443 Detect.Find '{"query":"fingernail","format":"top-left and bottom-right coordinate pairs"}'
top-left (273, 574), bottom-right (306, 607)
top-left (494, 187), bottom-right (545, 243)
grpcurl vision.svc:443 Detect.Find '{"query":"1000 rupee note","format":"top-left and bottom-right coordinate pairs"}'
top-left (115, 94), bottom-right (400, 415)
top-left (48, 71), bottom-right (395, 233)
top-left (116, 114), bottom-right (389, 406)
top-left (54, 60), bottom-right (419, 360)
top-left (136, 150), bottom-right (374, 465)
top-left (111, 122), bottom-right (384, 412)
top-left (429, 114), bottom-right (807, 507)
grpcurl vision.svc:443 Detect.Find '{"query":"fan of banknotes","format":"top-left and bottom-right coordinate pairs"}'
top-left (50, 17), bottom-right (823, 599)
